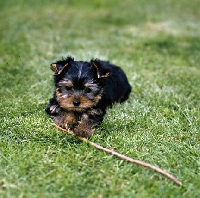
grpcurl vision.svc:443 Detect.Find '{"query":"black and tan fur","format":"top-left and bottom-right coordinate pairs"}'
top-left (45, 56), bottom-right (131, 137)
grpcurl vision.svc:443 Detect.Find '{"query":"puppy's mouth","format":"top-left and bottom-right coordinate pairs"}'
top-left (65, 106), bottom-right (88, 112)
top-left (58, 100), bottom-right (96, 112)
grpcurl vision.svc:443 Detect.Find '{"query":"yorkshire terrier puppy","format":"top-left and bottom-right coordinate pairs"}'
top-left (45, 56), bottom-right (131, 137)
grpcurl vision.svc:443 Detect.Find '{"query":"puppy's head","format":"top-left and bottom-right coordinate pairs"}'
top-left (50, 57), bottom-right (109, 112)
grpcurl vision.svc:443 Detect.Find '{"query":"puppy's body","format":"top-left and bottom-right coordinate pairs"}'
top-left (46, 57), bottom-right (131, 137)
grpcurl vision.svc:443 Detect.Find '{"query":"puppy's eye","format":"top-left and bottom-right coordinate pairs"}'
top-left (85, 87), bottom-right (92, 93)
top-left (65, 86), bottom-right (73, 91)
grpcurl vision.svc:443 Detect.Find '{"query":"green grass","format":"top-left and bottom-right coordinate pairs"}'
top-left (0, 0), bottom-right (200, 197)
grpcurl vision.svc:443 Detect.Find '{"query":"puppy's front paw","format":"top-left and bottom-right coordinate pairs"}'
top-left (74, 122), bottom-right (94, 138)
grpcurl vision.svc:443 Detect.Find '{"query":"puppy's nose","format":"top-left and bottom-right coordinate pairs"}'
top-left (73, 99), bottom-right (80, 106)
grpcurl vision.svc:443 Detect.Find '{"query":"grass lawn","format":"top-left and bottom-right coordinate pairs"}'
top-left (0, 0), bottom-right (199, 197)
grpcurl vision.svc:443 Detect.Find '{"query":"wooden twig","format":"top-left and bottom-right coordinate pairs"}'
top-left (54, 124), bottom-right (182, 186)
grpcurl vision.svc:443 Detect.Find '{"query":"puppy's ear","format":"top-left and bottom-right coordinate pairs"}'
top-left (51, 56), bottom-right (74, 74)
top-left (51, 62), bottom-right (68, 75)
top-left (91, 60), bottom-right (109, 78)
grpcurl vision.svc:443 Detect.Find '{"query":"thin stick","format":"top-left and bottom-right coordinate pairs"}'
top-left (54, 124), bottom-right (182, 186)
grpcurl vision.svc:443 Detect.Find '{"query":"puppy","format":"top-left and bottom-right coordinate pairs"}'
top-left (45, 56), bottom-right (131, 137)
